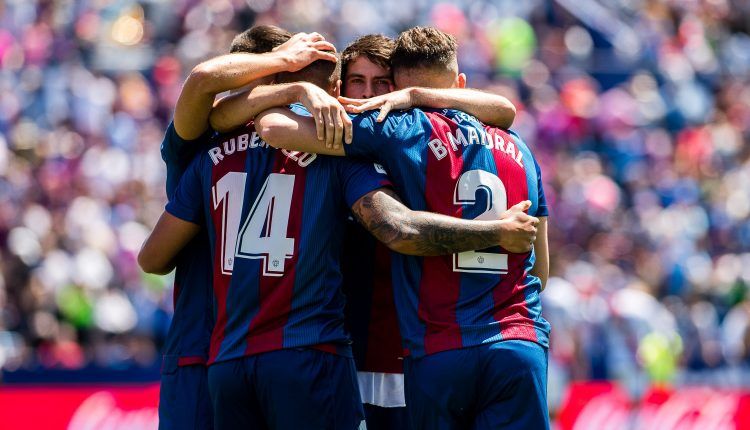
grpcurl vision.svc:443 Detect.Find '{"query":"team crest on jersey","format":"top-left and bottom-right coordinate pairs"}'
top-left (373, 163), bottom-right (387, 175)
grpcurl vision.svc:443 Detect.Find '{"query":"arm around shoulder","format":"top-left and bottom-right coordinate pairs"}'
top-left (256, 108), bottom-right (345, 156)
top-left (350, 188), bottom-right (537, 256)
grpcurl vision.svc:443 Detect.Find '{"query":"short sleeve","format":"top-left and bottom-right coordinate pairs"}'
top-left (161, 122), bottom-right (212, 199)
top-left (533, 157), bottom-right (549, 217)
top-left (337, 159), bottom-right (392, 208)
top-left (346, 110), bottom-right (386, 159)
top-left (165, 155), bottom-right (205, 225)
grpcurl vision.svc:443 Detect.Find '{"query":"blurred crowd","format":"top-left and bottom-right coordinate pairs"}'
top-left (0, 0), bottom-right (749, 399)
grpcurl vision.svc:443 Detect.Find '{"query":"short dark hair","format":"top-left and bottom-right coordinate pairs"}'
top-left (341, 34), bottom-right (395, 78)
top-left (276, 56), bottom-right (342, 91)
top-left (391, 26), bottom-right (458, 70)
top-left (229, 25), bottom-right (292, 54)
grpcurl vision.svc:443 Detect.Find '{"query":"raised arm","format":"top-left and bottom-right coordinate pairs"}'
top-left (210, 82), bottom-right (352, 149)
top-left (351, 188), bottom-right (538, 256)
top-left (174, 32), bottom-right (336, 140)
top-left (138, 212), bottom-right (201, 275)
top-left (210, 83), bottom-right (303, 133)
top-left (340, 87), bottom-right (516, 128)
top-left (256, 108), bottom-right (346, 156)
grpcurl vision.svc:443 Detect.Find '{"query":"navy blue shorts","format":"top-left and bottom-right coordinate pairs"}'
top-left (364, 404), bottom-right (409, 430)
top-left (208, 348), bottom-right (364, 430)
top-left (404, 340), bottom-right (549, 430)
top-left (159, 355), bottom-right (213, 430)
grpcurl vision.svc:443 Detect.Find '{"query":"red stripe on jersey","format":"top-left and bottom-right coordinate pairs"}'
top-left (418, 113), bottom-right (464, 355)
top-left (364, 242), bottom-right (403, 373)
top-left (486, 126), bottom-right (537, 342)
top-left (244, 152), bottom-right (307, 355)
top-left (208, 133), bottom-right (251, 363)
top-left (177, 356), bottom-right (207, 367)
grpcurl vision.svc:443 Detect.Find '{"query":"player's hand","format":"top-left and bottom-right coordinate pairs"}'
top-left (274, 32), bottom-right (337, 72)
top-left (338, 88), bottom-right (414, 122)
top-left (497, 200), bottom-right (538, 253)
top-left (297, 83), bottom-right (352, 148)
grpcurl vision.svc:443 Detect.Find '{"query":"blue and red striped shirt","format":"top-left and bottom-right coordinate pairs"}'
top-left (166, 123), bottom-right (391, 364)
top-left (347, 108), bottom-right (550, 358)
top-left (160, 122), bottom-right (214, 367)
top-left (341, 221), bottom-right (404, 373)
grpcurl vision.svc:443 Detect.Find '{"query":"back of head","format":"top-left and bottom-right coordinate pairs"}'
top-left (276, 56), bottom-right (342, 95)
top-left (230, 25), bottom-right (292, 54)
top-left (391, 26), bottom-right (459, 88)
top-left (341, 34), bottom-right (395, 77)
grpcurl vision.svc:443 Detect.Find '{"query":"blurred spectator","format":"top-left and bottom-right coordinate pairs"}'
top-left (0, 0), bottom-right (748, 407)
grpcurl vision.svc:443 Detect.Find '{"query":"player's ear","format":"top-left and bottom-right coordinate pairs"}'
top-left (332, 79), bottom-right (341, 97)
top-left (456, 73), bottom-right (467, 89)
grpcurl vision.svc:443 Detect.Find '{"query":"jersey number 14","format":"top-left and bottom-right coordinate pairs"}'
top-left (212, 172), bottom-right (295, 277)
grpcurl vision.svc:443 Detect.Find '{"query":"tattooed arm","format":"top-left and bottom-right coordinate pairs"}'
top-left (351, 188), bottom-right (538, 256)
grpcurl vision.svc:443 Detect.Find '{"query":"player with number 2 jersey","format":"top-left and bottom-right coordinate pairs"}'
top-left (253, 26), bottom-right (550, 430)
top-left (347, 109), bottom-right (550, 356)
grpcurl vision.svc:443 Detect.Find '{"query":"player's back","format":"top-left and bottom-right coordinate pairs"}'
top-left (159, 123), bottom-right (215, 365)
top-left (168, 122), bottom-right (389, 365)
top-left (349, 108), bottom-right (550, 358)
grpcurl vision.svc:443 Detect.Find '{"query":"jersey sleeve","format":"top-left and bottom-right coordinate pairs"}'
top-left (346, 110), bottom-right (385, 159)
top-left (161, 122), bottom-right (212, 199)
top-left (165, 154), bottom-right (205, 225)
top-left (533, 157), bottom-right (549, 217)
top-left (338, 159), bottom-right (393, 208)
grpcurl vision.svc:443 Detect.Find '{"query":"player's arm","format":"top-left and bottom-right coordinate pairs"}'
top-left (175, 32), bottom-right (337, 140)
top-left (340, 87), bottom-right (516, 129)
top-left (530, 217), bottom-right (548, 290)
top-left (351, 188), bottom-right (538, 256)
top-left (138, 212), bottom-right (200, 275)
top-left (210, 82), bottom-right (352, 150)
top-left (256, 108), bottom-right (347, 156)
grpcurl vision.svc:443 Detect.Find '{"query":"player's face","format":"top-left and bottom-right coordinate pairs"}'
top-left (343, 57), bottom-right (393, 99)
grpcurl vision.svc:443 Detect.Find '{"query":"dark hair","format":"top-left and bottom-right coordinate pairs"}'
top-left (391, 26), bottom-right (458, 70)
top-left (275, 55), bottom-right (342, 91)
top-left (341, 34), bottom-right (395, 78)
top-left (229, 25), bottom-right (292, 54)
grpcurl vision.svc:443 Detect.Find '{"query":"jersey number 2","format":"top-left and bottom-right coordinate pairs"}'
top-left (212, 172), bottom-right (295, 277)
top-left (453, 169), bottom-right (509, 274)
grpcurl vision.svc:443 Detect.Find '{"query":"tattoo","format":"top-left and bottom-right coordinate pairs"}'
top-left (351, 192), bottom-right (405, 247)
top-left (351, 190), bottom-right (500, 256)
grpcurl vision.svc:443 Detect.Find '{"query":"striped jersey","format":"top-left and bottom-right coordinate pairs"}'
top-left (166, 122), bottom-right (391, 364)
top-left (347, 108), bottom-right (550, 358)
top-left (159, 122), bottom-right (214, 366)
top-left (341, 220), bottom-right (404, 373)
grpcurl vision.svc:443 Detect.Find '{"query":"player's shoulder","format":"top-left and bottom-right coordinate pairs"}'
top-left (438, 108), bottom-right (479, 121)
top-left (504, 128), bottom-right (535, 157)
top-left (355, 107), bottom-right (429, 132)
top-left (160, 121), bottom-right (184, 162)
